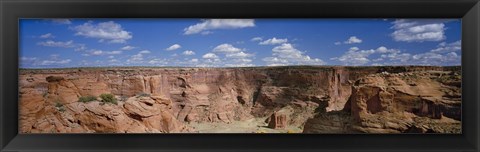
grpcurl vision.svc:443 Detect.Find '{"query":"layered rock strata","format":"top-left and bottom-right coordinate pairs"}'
top-left (19, 66), bottom-right (461, 133)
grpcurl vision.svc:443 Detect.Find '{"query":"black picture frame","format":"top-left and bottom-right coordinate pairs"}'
top-left (1, 0), bottom-right (479, 152)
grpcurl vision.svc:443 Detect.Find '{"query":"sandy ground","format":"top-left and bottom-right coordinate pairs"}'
top-left (187, 117), bottom-right (303, 133)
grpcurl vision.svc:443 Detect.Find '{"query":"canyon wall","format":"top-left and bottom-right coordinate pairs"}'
top-left (18, 66), bottom-right (461, 133)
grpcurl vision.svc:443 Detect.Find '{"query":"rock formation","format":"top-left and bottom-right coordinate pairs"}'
top-left (267, 111), bottom-right (288, 129)
top-left (303, 69), bottom-right (461, 133)
top-left (18, 66), bottom-right (461, 133)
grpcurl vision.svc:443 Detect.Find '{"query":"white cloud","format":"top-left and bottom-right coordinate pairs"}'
top-left (430, 40), bottom-right (461, 53)
top-left (204, 58), bottom-right (221, 63)
top-left (391, 19), bottom-right (449, 42)
top-left (212, 43), bottom-right (242, 53)
top-left (349, 47), bottom-right (360, 51)
top-left (202, 53), bottom-right (219, 59)
top-left (271, 43), bottom-right (304, 59)
top-left (85, 49), bottom-right (123, 56)
top-left (372, 58), bottom-right (384, 62)
top-left (182, 50), bottom-right (195, 55)
top-left (262, 57), bottom-right (289, 66)
top-left (40, 59), bottom-right (71, 65)
top-left (127, 51), bottom-right (151, 64)
top-left (204, 43), bottom-right (255, 67)
top-left (51, 19), bottom-right (72, 25)
top-left (125, 50), bottom-right (151, 64)
top-left (20, 55), bottom-right (73, 67)
top-left (410, 52), bottom-right (444, 65)
top-left (251, 37), bottom-right (263, 41)
top-left (330, 46), bottom-right (399, 66)
top-left (224, 63), bottom-right (256, 67)
top-left (263, 43), bottom-right (325, 66)
top-left (40, 55), bottom-right (71, 66)
top-left (225, 51), bottom-right (254, 58)
top-left (183, 19), bottom-right (255, 35)
top-left (232, 58), bottom-right (252, 63)
top-left (139, 50), bottom-right (151, 54)
top-left (165, 44), bottom-right (181, 51)
top-left (195, 64), bottom-right (213, 67)
top-left (131, 54), bottom-right (143, 60)
top-left (73, 21), bottom-right (132, 43)
top-left (39, 33), bottom-right (54, 39)
top-left (405, 42), bottom-right (461, 65)
top-left (20, 57), bottom-right (38, 67)
top-left (334, 36), bottom-right (363, 45)
top-left (381, 52), bottom-right (412, 63)
top-left (344, 36), bottom-right (363, 44)
top-left (380, 41), bottom-right (461, 66)
top-left (37, 40), bottom-right (75, 48)
top-left (91, 51), bottom-right (103, 55)
top-left (121, 45), bottom-right (136, 50)
top-left (332, 40), bottom-right (461, 66)
top-left (259, 37), bottom-right (288, 45)
top-left (20, 57), bottom-right (37, 62)
top-left (163, 58), bottom-right (204, 67)
top-left (148, 58), bottom-right (168, 65)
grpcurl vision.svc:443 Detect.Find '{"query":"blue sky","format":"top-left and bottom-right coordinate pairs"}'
top-left (19, 19), bottom-right (461, 68)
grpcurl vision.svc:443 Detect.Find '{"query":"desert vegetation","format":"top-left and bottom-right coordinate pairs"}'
top-left (99, 93), bottom-right (118, 105)
top-left (78, 95), bottom-right (97, 103)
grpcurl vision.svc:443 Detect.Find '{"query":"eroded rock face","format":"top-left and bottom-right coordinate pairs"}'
top-left (304, 70), bottom-right (462, 133)
top-left (19, 66), bottom-right (461, 133)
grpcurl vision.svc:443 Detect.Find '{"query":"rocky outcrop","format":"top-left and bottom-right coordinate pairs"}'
top-left (19, 66), bottom-right (461, 133)
top-left (304, 70), bottom-right (462, 133)
top-left (267, 111), bottom-right (288, 129)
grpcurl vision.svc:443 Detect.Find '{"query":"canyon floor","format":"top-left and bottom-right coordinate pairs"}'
top-left (19, 66), bottom-right (461, 133)
top-left (188, 117), bottom-right (302, 133)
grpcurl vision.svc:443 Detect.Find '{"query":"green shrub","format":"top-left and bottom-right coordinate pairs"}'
top-left (136, 92), bottom-right (151, 98)
top-left (55, 102), bottom-right (63, 108)
top-left (54, 102), bottom-right (66, 112)
top-left (100, 93), bottom-right (117, 105)
top-left (78, 95), bottom-right (97, 103)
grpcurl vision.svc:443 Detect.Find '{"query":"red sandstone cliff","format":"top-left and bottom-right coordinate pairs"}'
top-left (18, 66), bottom-right (461, 133)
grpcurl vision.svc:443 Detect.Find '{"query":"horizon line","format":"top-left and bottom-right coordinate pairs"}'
top-left (19, 65), bottom-right (462, 70)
